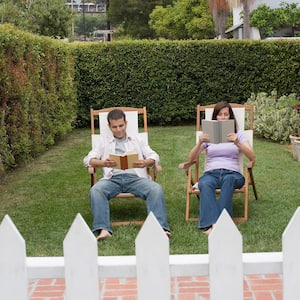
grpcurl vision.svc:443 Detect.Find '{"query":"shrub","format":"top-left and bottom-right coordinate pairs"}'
top-left (246, 90), bottom-right (299, 143)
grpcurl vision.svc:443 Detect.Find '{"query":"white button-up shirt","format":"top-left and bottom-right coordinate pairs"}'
top-left (83, 133), bottom-right (159, 179)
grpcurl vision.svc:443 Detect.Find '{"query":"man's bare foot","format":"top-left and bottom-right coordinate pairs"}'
top-left (96, 229), bottom-right (112, 241)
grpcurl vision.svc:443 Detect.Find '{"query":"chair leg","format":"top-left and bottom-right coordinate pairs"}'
top-left (186, 191), bottom-right (191, 221)
top-left (248, 168), bottom-right (258, 200)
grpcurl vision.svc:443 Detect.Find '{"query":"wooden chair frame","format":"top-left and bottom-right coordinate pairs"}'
top-left (185, 103), bottom-right (258, 223)
top-left (88, 106), bottom-right (158, 226)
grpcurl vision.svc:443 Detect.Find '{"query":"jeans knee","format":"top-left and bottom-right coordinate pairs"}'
top-left (151, 182), bottom-right (163, 196)
top-left (199, 178), bottom-right (215, 190)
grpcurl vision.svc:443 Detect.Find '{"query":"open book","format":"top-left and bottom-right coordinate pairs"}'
top-left (109, 151), bottom-right (139, 170)
top-left (202, 119), bottom-right (234, 143)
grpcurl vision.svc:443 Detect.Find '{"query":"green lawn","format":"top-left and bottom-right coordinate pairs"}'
top-left (0, 126), bottom-right (299, 256)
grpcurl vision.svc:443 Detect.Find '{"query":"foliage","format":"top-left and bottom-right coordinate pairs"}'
top-left (108, 0), bottom-right (173, 39)
top-left (73, 39), bottom-right (300, 127)
top-left (149, 0), bottom-right (215, 39)
top-left (74, 14), bottom-right (107, 39)
top-left (0, 0), bottom-right (29, 29)
top-left (27, 0), bottom-right (72, 38)
top-left (0, 0), bottom-right (73, 38)
top-left (0, 24), bottom-right (76, 174)
top-left (250, 2), bottom-right (300, 38)
top-left (245, 91), bottom-right (300, 142)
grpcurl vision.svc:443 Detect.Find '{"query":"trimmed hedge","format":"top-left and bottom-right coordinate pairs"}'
top-left (0, 25), bottom-right (76, 174)
top-left (73, 39), bottom-right (300, 127)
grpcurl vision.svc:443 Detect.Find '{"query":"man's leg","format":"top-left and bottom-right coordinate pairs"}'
top-left (124, 174), bottom-right (170, 232)
top-left (89, 177), bottom-right (122, 234)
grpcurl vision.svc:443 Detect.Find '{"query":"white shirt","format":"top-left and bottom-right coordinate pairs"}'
top-left (83, 133), bottom-right (159, 179)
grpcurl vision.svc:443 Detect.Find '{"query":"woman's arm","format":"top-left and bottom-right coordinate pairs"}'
top-left (227, 133), bottom-right (255, 163)
top-left (178, 134), bottom-right (208, 170)
top-left (235, 140), bottom-right (256, 164)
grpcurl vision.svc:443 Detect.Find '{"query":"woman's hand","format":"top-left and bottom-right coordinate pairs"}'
top-left (227, 133), bottom-right (238, 143)
top-left (199, 133), bottom-right (210, 143)
top-left (178, 161), bottom-right (194, 170)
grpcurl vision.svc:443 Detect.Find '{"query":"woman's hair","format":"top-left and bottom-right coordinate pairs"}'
top-left (107, 109), bottom-right (126, 124)
top-left (212, 101), bottom-right (237, 132)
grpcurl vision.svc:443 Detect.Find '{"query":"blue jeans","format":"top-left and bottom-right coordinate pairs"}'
top-left (89, 173), bottom-right (170, 233)
top-left (198, 169), bottom-right (245, 229)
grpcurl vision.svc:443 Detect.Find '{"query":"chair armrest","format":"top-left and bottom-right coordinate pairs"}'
top-left (246, 160), bottom-right (255, 169)
top-left (178, 160), bottom-right (196, 172)
top-left (87, 166), bottom-right (95, 174)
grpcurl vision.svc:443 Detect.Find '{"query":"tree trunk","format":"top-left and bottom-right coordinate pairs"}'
top-left (242, 0), bottom-right (250, 39)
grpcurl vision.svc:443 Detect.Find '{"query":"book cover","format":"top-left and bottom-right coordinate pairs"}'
top-left (109, 151), bottom-right (139, 170)
top-left (201, 119), bottom-right (234, 143)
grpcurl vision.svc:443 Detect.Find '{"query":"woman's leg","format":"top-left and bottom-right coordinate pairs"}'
top-left (218, 170), bottom-right (245, 217)
top-left (198, 170), bottom-right (221, 229)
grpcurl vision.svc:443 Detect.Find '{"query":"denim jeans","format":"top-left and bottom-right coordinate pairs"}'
top-left (198, 169), bottom-right (245, 229)
top-left (89, 173), bottom-right (170, 233)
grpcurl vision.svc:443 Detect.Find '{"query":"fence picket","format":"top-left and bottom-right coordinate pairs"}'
top-left (282, 207), bottom-right (300, 300)
top-left (209, 210), bottom-right (243, 300)
top-left (135, 212), bottom-right (170, 300)
top-left (1, 207), bottom-right (300, 299)
top-left (0, 215), bottom-right (28, 300)
top-left (63, 213), bottom-right (100, 300)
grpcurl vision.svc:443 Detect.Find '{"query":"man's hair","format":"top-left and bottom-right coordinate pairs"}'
top-left (107, 109), bottom-right (126, 124)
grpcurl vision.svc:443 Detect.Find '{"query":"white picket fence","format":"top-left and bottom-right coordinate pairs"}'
top-left (1, 208), bottom-right (300, 300)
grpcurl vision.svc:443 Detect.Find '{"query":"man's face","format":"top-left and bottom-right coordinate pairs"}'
top-left (108, 118), bottom-right (127, 139)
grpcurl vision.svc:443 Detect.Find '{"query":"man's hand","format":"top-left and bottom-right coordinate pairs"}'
top-left (132, 160), bottom-right (147, 168)
top-left (103, 158), bottom-right (117, 168)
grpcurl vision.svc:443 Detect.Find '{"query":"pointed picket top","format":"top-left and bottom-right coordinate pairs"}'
top-left (209, 209), bottom-right (243, 300)
top-left (282, 207), bottom-right (300, 299)
top-left (63, 213), bottom-right (99, 300)
top-left (0, 215), bottom-right (28, 300)
top-left (135, 212), bottom-right (170, 300)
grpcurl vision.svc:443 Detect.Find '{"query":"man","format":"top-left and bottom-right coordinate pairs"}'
top-left (83, 109), bottom-right (170, 240)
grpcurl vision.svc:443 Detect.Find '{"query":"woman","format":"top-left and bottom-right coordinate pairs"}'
top-left (179, 102), bottom-right (255, 235)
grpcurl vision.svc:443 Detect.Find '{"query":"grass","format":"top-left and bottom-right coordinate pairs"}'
top-left (0, 126), bottom-right (299, 256)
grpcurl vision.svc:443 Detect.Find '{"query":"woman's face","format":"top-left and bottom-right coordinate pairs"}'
top-left (216, 107), bottom-right (230, 120)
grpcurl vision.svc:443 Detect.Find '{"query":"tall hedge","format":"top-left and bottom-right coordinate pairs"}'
top-left (73, 39), bottom-right (300, 127)
top-left (0, 25), bottom-right (76, 174)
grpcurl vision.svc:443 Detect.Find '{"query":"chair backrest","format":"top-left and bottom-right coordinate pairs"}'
top-left (90, 107), bottom-right (148, 148)
top-left (195, 103), bottom-right (254, 174)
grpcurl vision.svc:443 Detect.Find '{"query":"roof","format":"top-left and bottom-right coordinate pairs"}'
top-left (225, 22), bottom-right (243, 34)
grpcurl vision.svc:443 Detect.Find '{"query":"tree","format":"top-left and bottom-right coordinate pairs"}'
top-left (208, 0), bottom-right (229, 38)
top-left (27, 0), bottom-right (72, 38)
top-left (75, 14), bottom-right (107, 39)
top-left (249, 4), bottom-right (280, 38)
top-left (0, 0), bottom-right (73, 39)
top-left (227, 0), bottom-right (255, 39)
top-left (149, 0), bottom-right (215, 39)
top-left (250, 2), bottom-right (300, 38)
top-left (0, 0), bottom-right (28, 28)
top-left (108, 0), bottom-right (173, 39)
top-left (277, 2), bottom-right (300, 36)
